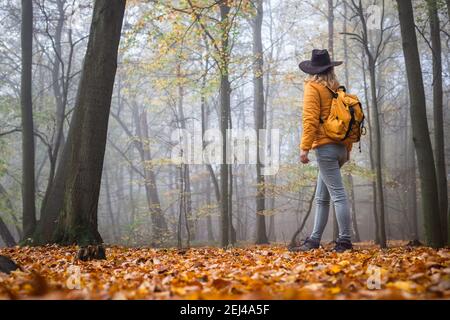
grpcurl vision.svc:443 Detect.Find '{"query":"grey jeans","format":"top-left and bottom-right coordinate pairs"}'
top-left (310, 143), bottom-right (352, 242)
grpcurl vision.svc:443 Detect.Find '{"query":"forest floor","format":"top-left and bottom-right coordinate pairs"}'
top-left (0, 241), bottom-right (449, 300)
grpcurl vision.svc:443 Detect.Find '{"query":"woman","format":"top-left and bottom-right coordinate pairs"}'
top-left (294, 49), bottom-right (353, 253)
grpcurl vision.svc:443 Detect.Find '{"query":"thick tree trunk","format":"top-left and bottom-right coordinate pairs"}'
top-left (397, 0), bottom-right (443, 248)
top-left (428, 0), bottom-right (448, 243)
top-left (253, 0), bottom-right (269, 245)
top-left (219, 2), bottom-right (231, 247)
top-left (52, 0), bottom-right (126, 246)
top-left (20, 0), bottom-right (36, 240)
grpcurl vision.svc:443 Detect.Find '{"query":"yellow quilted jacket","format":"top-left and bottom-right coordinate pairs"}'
top-left (300, 80), bottom-right (352, 152)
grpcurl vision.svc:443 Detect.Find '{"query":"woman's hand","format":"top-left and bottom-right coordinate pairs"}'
top-left (300, 150), bottom-right (310, 164)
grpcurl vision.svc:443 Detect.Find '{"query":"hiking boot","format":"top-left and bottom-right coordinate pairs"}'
top-left (289, 237), bottom-right (320, 252)
top-left (332, 238), bottom-right (353, 253)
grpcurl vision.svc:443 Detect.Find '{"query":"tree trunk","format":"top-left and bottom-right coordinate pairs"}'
top-left (166, 167), bottom-right (177, 237)
top-left (447, 0), bottom-right (450, 19)
top-left (407, 123), bottom-right (419, 241)
top-left (182, 164), bottom-right (191, 248)
top-left (199, 52), bottom-right (215, 243)
top-left (267, 177), bottom-right (276, 242)
top-left (367, 59), bottom-right (387, 248)
top-left (104, 167), bottom-right (119, 243)
top-left (41, 0), bottom-right (71, 215)
top-left (205, 178), bottom-right (215, 242)
top-left (290, 183), bottom-right (317, 247)
top-left (177, 166), bottom-right (183, 248)
top-left (0, 215), bottom-right (16, 247)
top-left (361, 51), bottom-right (380, 244)
top-left (343, 1), bottom-right (349, 89)
top-left (176, 65), bottom-right (195, 241)
top-left (376, 51), bottom-right (391, 239)
top-left (0, 184), bottom-right (22, 239)
top-left (428, 0), bottom-right (448, 243)
top-left (346, 174), bottom-right (360, 242)
top-left (332, 207), bottom-right (338, 240)
top-left (329, 0), bottom-right (337, 241)
top-left (129, 166), bottom-right (135, 224)
top-left (349, 0), bottom-right (387, 247)
top-left (327, 0), bottom-right (334, 59)
top-left (268, 214), bottom-right (275, 242)
top-left (20, 0), bottom-right (36, 240)
top-left (342, 3), bottom-right (359, 242)
top-left (134, 108), bottom-right (168, 243)
top-left (228, 165), bottom-right (236, 244)
top-left (199, 34), bottom-right (216, 243)
top-left (396, 0), bottom-right (443, 248)
top-left (114, 165), bottom-right (124, 240)
top-left (219, 2), bottom-right (231, 247)
top-left (52, 0), bottom-right (126, 246)
top-left (233, 165), bottom-right (242, 241)
top-left (227, 107), bottom-right (237, 244)
top-left (253, 0), bottom-right (269, 245)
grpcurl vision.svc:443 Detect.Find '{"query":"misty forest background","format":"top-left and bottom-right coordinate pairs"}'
top-left (0, 0), bottom-right (449, 250)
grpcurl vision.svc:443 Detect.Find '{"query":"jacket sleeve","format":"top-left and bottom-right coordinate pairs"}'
top-left (300, 82), bottom-right (321, 151)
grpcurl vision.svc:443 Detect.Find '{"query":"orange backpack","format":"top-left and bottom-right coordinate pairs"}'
top-left (321, 86), bottom-right (366, 148)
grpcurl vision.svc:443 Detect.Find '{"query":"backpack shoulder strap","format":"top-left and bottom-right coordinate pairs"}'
top-left (319, 85), bottom-right (338, 124)
top-left (325, 85), bottom-right (338, 98)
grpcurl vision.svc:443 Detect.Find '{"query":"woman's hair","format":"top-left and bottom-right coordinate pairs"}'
top-left (305, 68), bottom-right (339, 89)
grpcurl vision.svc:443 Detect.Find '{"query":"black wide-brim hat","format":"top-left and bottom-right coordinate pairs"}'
top-left (299, 49), bottom-right (342, 74)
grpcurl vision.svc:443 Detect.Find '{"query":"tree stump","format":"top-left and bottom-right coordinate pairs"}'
top-left (0, 255), bottom-right (20, 274)
top-left (76, 245), bottom-right (106, 261)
